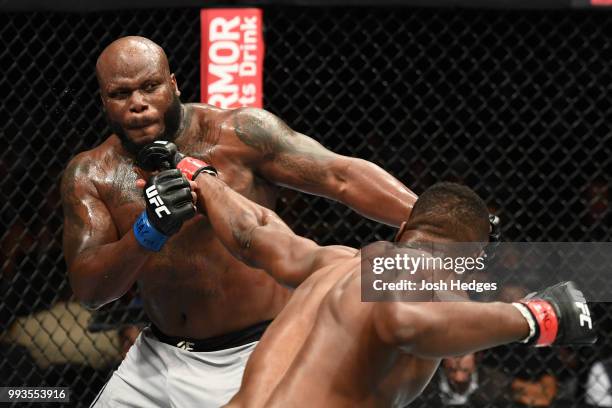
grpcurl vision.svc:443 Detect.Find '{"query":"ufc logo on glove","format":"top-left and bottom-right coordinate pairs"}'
top-left (145, 185), bottom-right (171, 218)
top-left (576, 302), bottom-right (593, 329)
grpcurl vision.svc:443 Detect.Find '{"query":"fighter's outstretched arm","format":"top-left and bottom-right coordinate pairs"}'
top-left (373, 282), bottom-right (595, 357)
top-left (374, 301), bottom-right (529, 358)
top-left (194, 173), bottom-right (357, 287)
top-left (230, 108), bottom-right (417, 227)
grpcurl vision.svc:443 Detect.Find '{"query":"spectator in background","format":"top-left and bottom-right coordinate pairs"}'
top-left (511, 371), bottom-right (557, 407)
top-left (439, 354), bottom-right (480, 405)
top-left (416, 353), bottom-right (513, 407)
top-left (586, 358), bottom-right (612, 407)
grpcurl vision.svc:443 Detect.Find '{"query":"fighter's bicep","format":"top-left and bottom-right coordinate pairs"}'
top-left (258, 133), bottom-right (339, 190)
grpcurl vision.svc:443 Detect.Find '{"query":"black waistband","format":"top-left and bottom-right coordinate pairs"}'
top-left (150, 320), bottom-right (272, 352)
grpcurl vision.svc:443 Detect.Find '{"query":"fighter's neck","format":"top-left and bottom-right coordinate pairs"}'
top-left (171, 103), bottom-right (193, 145)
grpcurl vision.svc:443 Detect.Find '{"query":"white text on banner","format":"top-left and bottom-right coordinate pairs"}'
top-left (201, 8), bottom-right (264, 108)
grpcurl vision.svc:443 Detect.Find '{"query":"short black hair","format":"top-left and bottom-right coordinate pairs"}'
top-left (410, 182), bottom-right (489, 241)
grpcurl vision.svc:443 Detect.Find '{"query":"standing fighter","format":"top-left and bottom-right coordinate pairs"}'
top-left (136, 151), bottom-right (595, 407)
top-left (60, 36), bottom-right (416, 406)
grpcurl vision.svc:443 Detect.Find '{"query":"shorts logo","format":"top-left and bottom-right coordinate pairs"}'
top-left (145, 185), bottom-right (171, 218)
top-left (575, 302), bottom-right (592, 330)
top-left (177, 340), bottom-right (195, 351)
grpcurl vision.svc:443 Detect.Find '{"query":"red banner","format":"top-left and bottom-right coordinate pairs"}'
top-left (200, 8), bottom-right (264, 108)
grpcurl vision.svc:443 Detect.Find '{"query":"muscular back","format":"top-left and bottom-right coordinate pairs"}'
top-left (228, 254), bottom-right (438, 408)
top-left (62, 104), bottom-right (292, 338)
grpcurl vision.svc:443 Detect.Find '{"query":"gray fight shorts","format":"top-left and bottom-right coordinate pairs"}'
top-left (90, 327), bottom-right (259, 407)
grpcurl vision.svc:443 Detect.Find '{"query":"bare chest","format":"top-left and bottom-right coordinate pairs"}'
top-left (97, 152), bottom-right (276, 235)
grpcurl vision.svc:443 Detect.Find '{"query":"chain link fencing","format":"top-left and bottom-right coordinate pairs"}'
top-left (0, 5), bottom-right (611, 407)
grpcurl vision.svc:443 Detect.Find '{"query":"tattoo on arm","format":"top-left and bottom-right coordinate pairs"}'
top-left (232, 109), bottom-right (334, 186)
top-left (233, 109), bottom-right (294, 159)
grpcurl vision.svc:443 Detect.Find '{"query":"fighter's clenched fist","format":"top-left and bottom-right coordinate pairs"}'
top-left (137, 141), bottom-right (218, 180)
top-left (133, 169), bottom-right (195, 251)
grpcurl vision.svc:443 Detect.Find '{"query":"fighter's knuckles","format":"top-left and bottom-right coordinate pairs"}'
top-left (157, 178), bottom-right (189, 196)
top-left (156, 168), bottom-right (182, 181)
top-left (173, 204), bottom-right (196, 223)
top-left (167, 188), bottom-right (193, 206)
top-left (137, 141), bottom-right (180, 171)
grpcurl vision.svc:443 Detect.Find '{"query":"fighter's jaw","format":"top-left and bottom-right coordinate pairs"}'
top-left (114, 124), bottom-right (167, 157)
top-left (124, 122), bottom-right (165, 142)
top-left (119, 117), bottom-right (169, 142)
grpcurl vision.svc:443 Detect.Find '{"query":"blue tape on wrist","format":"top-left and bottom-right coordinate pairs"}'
top-left (133, 211), bottom-right (168, 252)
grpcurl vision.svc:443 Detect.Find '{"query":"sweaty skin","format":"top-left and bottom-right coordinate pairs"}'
top-left (61, 36), bottom-right (417, 338)
top-left (191, 174), bottom-right (529, 407)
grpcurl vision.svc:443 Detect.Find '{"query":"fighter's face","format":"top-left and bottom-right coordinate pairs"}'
top-left (99, 62), bottom-right (182, 156)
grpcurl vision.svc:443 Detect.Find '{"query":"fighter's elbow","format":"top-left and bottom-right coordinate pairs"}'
top-left (81, 299), bottom-right (105, 311)
top-left (327, 158), bottom-right (353, 201)
top-left (68, 269), bottom-right (108, 310)
top-left (70, 283), bottom-right (105, 310)
top-left (71, 286), bottom-right (106, 310)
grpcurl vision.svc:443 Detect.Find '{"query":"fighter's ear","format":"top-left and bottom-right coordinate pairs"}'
top-left (170, 73), bottom-right (180, 97)
top-left (394, 221), bottom-right (407, 243)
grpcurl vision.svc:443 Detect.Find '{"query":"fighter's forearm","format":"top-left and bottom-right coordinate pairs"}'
top-left (333, 158), bottom-right (417, 227)
top-left (194, 174), bottom-right (274, 269)
top-left (375, 301), bottom-right (529, 358)
top-left (67, 232), bottom-right (150, 309)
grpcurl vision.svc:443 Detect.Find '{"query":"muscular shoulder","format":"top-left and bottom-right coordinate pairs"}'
top-left (234, 107), bottom-right (293, 147)
top-left (61, 151), bottom-right (97, 197)
top-left (60, 137), bottom-right (124, 198)
top-left (180, 103), bottom-right (239, 155)
top-left (225, 107), bottom-right (295, 159)
top-left (186, 104), bottom-right (294, 163)
top-left (59, 153), bottom-right (101, 225)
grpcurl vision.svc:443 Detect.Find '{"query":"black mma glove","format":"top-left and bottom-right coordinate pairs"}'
top-left (137, 141), bottom-right (218, 180)
top-left (514, 281), bottom-right (597, 347)
top-left (133, 169), bottom-right (196, 251)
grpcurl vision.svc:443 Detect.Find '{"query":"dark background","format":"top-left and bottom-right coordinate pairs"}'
top-left (0, 5), bottom-right (611, 407)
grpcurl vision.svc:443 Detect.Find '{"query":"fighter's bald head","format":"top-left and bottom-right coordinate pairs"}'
top-left (95, 36), bottom-right (182, 156)
top-left (96, 36), bottom-right (171, 87)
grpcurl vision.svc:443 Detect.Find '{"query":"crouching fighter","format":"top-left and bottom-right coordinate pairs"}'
top-left (138, 145), bottom-right (596, 408)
